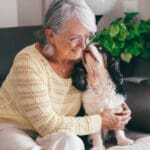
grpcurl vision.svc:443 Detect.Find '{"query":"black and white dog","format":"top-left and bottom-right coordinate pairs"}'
top-left (71, 44), bottom-right (133, 150)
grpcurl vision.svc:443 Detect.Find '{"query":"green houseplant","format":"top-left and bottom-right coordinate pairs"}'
top-left (94, 12), bottom-right (150, 63)
top-left (93, 12), bottom-right (150, 76)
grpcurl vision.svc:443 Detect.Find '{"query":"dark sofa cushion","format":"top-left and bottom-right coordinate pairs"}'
top-left (0, 25), bottom-right (41, 85)
top-left (126, 82), bottom-right (150, 133)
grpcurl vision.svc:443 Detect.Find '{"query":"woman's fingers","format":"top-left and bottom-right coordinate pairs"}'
top-left (112, 112), bottom-right (131, 130)
top-left (115, 113), bottom-right (131, 124)
top-left (82, 44), bottom-right (105, 75)
top-left (100, 108), bottom-right (132, 131)
top-left (83, 52), bottom-right (100, 77)
top-left (119, 103), bottom-right (132, 117)
top-left (115, 117), bottom-right (131, 130)
top-left (114, 103), bottom-right (132, 121)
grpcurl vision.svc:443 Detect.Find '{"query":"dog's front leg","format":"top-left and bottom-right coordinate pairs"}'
top-left (115, 130), bottom-right (134, 146)
top-left (90, 132), bottom-right (105, 150)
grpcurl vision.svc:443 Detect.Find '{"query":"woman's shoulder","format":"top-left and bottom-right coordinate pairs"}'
top-left (12, 43), bottom-right (47, 70)
top-left (14, 43), bottom-right (46, 64)
top-left (12, 43), bottom-right (50, 76)
top-left (15, 43), bottom-right (38, 59)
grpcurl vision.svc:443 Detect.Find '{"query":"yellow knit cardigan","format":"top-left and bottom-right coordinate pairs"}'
top-left (0, 44), bottom-right (101, 136)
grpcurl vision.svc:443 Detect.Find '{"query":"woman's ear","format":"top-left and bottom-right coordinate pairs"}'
top-left (45, 29), bottom-right (55, 44)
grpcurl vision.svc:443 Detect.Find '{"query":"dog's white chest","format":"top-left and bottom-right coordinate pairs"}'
top-left (82, 76), bottom-right (125, 115)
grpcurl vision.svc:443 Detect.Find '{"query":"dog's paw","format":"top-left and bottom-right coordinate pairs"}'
top-left (117, 138), bottom-right (134, 146)
top-left (90, 146), bottom-right (106, 150)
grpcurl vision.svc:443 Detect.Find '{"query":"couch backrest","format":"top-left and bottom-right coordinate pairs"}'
top-left (0, 25), bottom-right (41, 85)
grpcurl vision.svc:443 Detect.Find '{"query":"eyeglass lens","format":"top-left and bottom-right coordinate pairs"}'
top-left (70, 34), bottom-right (95, 48)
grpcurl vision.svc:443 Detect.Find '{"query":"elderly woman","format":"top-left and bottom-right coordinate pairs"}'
top-left (0, 0), bottom-right (131, 149)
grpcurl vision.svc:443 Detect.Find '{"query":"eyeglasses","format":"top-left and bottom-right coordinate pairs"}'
top-left (68, 34), bottom-right (96, 48)
top-left (53, 30), bottom-right (96, 48)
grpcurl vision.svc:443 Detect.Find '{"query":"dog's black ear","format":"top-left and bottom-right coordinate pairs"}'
top-left (71, 61), bottom-right (88, 91)
top-left (106, 54), bottom-right (126, 95)
top-left (97, 44), bottom-right (126, 95)
top-left (108, 58), bottom-right (126, 95)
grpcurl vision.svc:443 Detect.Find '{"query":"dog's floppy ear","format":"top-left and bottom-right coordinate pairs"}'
top-left (94, 44), bottom-right (108, 68)
top-left (86, 43), bottom-right (106, 67)
top-left (71, 61), bottom-right (88, 91)
top-left (96, 44), bottom-right (126, 95)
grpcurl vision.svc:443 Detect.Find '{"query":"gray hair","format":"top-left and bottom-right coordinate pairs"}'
top-left (36, 0), bottom-right (97, 47)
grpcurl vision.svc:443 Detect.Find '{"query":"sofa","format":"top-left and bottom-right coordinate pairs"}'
top-left (0, 26), bottom-right (150, 149)
top-left (0, 25), bottom-right (41, 85)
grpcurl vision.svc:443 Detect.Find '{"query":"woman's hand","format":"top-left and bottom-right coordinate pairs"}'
top-left (100, 106), bottom-right (131, 130)
top-left (121, 102), bottom-right (132, 117)
top-left (82, 44), bottom-right (106, 87)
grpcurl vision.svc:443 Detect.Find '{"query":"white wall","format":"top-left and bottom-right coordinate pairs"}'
top-left (44, 0), bottom-right (53, 14)
top-left (17, 0), bottom-right (43, 26)
top-left (0, 0), bottom-right (44, 27)
top-left (98, 0), bottom-right (150, 31)
top-left (138, 0), bottom-right (150, 20)
top-left (0, 0), bottom-right (149, 28)
top-left (0, 0), bottom-right (18, 27)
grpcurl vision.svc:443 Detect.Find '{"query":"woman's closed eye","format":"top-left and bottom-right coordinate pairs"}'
top-left (70, 37), bottom-right (84, 47)
top-left (69, 34), bottom-right (93, 48)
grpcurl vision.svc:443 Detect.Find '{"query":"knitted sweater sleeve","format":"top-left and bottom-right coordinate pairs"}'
top-left (11, 53), bottom-right (101, 137)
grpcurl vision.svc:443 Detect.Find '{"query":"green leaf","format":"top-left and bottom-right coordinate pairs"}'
top-left (93, 12), bottom-right (150, 62)
top-left (125, 41), bottom-right (141, 56)
top-left (146, 41), bottom-right (150, 49)
top-left (127, 30), bottom-right (135, 39)
top-left (110, 24), bottom-right (120, 37)
top-left (102, 38), bottom-right (113, 52)
top-left (121, 52), bottom-right (132, 63)
top-left (133, 23), bottom-right (141, 36)
top-left (139, 20), bottom-right (150, 33)
top-left (117, 23), bottom-right (129, 41)
top-left (112, 47), bottom-right (121, 56)
top-left (116, 40), bottom-right (125, 49)
top-left (141, 49), bottom-right (150, 59)
top-left (123, 12), bottom-right (139, 26)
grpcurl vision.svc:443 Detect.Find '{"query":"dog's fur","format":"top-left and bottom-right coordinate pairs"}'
top-left (71, 44), bottom-right (133, 150)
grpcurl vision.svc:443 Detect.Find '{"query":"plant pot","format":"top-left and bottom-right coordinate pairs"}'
top-left (133, 59), bottom-right (150, 77)
top-left (119, 59), bottom-right (136, 77)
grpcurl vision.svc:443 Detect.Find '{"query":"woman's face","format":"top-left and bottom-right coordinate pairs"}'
top-left (49, 19), bottom-right (93, 62)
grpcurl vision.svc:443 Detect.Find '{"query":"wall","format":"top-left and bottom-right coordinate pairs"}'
top-left (0, 0), bottom-right (149, 28)
top-left (0, 0), bottom-right (18, 27)
top-left (17, 0), bottom-right (43, 26)
top-left (138, 0), bottom-right (150, 19)
top-left (0, 0), bottom-right (43, 27)
top-left (97, 0), bottom-right (150, 31)
top-left (44, 0), bottom-right (53, 14)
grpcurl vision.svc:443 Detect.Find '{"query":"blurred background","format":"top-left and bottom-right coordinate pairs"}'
top-left (0, 0), bottom-right (150, 28)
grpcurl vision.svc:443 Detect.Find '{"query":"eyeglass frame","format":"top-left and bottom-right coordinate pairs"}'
top-left (68, 33), bottom-right (96, 48)
top-left (52, 30), bottom-right (96, 48)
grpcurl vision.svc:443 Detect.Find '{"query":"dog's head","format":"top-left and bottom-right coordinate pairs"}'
top-left (71, 44), bottom-right (125, 95)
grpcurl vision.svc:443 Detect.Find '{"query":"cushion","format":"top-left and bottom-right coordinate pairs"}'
top-left (107, 136), bottom-right (150, 150)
